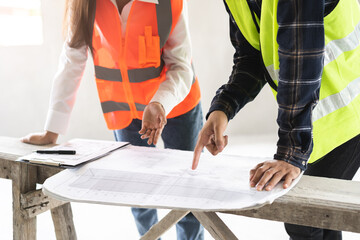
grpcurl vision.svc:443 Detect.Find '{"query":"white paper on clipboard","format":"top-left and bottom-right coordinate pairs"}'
top-left (20, 138), bottom-right (129, 167)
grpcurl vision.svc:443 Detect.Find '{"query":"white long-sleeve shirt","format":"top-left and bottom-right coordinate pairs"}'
top-left (45, 0), bottom-right (194, 134)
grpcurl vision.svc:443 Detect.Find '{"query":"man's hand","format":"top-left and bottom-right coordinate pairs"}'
top-left (139, 102), bottom-right (167, 145)
top-left (21, 131), bottom-right (59, 145)
top-left (192, 111), bottom-right (228, 170)
top-left (250, 160), bottom-right (301, 191)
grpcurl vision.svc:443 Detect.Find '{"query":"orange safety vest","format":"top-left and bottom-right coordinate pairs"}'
top-left (92, 0), bottom-right (201, 130)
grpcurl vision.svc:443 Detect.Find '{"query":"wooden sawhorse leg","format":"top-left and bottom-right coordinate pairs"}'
top-left (12, 163), bottom-right (37, 240)
top-left (192, 212), bottom-right (238, 240)
top-left (51, 203), bottom-right (77, 240)
top-left (141, 210), bottom-right (190, 240)
top-left (141, 210), bottom-right (238, 240)
top-left (12, 162), bottom-right (77, 240)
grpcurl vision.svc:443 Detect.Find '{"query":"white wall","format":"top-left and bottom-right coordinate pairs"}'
top-left (0, 0), bottom-right (278, 143)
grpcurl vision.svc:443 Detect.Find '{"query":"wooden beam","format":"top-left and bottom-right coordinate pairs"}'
top-left (0, 137), bottom-right (52, 161)
top-left (20, 189), bottom-right (67, 219)
top-left (51, 203), bottom-right (77, 240)
top-left (222, 175), bottom-right (360, 233)
top-left (37, 165), bottom-right (62, 184)
top-left (224, 197), bottom-right (360, 233)
top-left (12, 162), bottom-right (38, 240)
top-left (0, 158), bottom-right (13, 180)
top-left (193, 212), bottom-right (238, 240)
top-left (141, 210), bottom-right (190, 240)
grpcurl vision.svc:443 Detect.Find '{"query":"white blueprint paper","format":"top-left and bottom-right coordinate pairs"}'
top-left (43, 145), bottom-right (302, 211)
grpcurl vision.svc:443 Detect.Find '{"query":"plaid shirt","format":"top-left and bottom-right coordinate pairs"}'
top-left (209, 0), bottom-right (339, 170)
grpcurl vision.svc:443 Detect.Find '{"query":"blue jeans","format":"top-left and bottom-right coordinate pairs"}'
top-left (114, 103), bottom-right (204, 240)
top-left (285, 134), bottom-right (360, 240)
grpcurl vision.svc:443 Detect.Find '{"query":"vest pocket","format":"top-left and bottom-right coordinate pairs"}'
top-left (138, 26), bottom-right (161, 67)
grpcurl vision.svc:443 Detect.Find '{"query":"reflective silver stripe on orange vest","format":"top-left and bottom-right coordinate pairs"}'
top-left (312, 77), bottom-right (360, 122)
top-left (128, 60), bottom-right (165, 83)
top-left (135, 103), bottom-right (147, 111)
top-left (95, 59), bottom-right (197, 85)
top-left (95, 60), bottom-right (164, 82)
top-left (101, 101), bottom-right (147, 113)
top-left (156, 0), bottom-right (172, 48)
top-left (95, 66), bottom-right (122, 81)
top-left (101, 101), bottom-right (130, 113)
top-left (324, 20), bottom-right (360, 66)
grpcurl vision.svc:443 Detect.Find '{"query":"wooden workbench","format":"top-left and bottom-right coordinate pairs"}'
top-left (1, 136), bottom-right (359, 240)
top-left (0, 136), bottom-right (76, 240)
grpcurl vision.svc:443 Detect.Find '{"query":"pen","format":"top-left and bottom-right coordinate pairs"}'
top-left (35, 150), bottom-right (76, 155)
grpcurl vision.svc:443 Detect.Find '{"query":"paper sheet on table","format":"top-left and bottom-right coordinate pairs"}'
top-left (43, 145), bottom-right (302, 211)
top-left (20, 139), bottom-right (128, 167)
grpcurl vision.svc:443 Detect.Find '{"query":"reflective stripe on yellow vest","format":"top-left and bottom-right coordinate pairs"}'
top-left (92, 0), bottom-right (201, 130)
top-left (225, 0), bottom-right (360, 163)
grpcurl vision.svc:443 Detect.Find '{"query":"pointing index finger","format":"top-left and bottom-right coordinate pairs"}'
top-left (192, 141), bottom-right (204, 170)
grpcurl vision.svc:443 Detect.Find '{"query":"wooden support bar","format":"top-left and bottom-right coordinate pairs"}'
top-left (222, 175), bottom-right (360, 233)
top-left (0, 158), bottom-right (13, 180)
top-left (20, 189), bottom-right (67, 219)
top-left (192, 212), bottom-right (238, 240)
top-left (37, 166), bottom-right (62, 184)
top-left (224, 197), bottom-right (360, 233)
top-left (51, 203), bottom-right (77, 240)
top-left (12, 162), bottom-right (38, 240)
top-left (141, 210), bottom-right (190, 240)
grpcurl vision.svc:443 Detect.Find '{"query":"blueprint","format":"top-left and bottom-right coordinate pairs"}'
top-left (43, 145), bottom-right (302, 211)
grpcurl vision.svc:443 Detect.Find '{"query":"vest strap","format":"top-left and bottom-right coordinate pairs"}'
top-left (156, 0), bottom-right (172, 48)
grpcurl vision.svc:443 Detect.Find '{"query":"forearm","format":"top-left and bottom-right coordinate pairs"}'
top-left (274, 0), bottom-right (324, 170)
top-left (45, 41), bottom-right (88, 134)
top-left (208, 9), bottom-right (266, 120)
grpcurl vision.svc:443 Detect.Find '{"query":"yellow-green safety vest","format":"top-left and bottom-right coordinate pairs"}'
top-left (225, 0), bottom-right (360, 163)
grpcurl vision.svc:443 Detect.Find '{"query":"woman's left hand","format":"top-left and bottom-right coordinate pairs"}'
top-left (139, 102), bottom-right (167, 145)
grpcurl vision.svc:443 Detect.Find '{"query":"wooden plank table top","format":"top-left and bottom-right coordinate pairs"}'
top-left (1, 136), bottom-right (359, 240)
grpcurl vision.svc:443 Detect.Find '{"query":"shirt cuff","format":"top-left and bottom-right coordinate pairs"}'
top-left (150, 92), bottom-right (179, 116)
top-left (44, 109), bottom-right (71, 135)
top-left (207, 101), bottom-right (233, 121)
top-left (274, 146), bottom-right (311, 171)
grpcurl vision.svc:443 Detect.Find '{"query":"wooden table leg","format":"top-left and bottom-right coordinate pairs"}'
top-left (51, 203), bottom-right (77, 240)
top-left (12, 163), bottom-right (37, 240)
top-left (192, 212), bottom-right (238, 240)
top-left (141, 210), bottom-right (190, 240)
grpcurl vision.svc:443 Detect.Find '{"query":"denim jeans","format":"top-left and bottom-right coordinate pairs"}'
top-left (285, 134), bottom-right (360, 240)
top-left (114, 103), bottom-right (204, 240)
